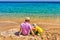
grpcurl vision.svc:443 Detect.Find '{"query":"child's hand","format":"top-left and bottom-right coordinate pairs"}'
top-left (33, 28), bottom-right (37, 31)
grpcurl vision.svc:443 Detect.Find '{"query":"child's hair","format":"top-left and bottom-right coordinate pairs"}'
top-left (32, 23), bottom-right (37, 26)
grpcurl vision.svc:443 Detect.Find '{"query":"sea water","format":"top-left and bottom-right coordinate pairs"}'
top-left (0, 2), bottom-right (60, 18)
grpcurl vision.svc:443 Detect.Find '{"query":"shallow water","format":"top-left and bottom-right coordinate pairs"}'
top-left (0, 3), bottom-right (60, 18)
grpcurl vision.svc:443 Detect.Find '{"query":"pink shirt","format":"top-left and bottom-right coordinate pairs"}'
top-left (20, 22), bottom-right (31, 35)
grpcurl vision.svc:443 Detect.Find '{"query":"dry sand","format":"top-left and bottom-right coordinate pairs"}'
top-left (0, 18), bottom-right (60, 40)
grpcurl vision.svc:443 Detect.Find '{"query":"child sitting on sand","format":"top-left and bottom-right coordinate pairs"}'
top-left (19, 17), bottom-right (34, 36)
top-left (32, 23), bottom-right (44, 36)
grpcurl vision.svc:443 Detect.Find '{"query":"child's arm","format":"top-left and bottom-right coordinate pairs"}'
top-left (19, 27), bottom-right (22, 34)
top-left (30, 29), bottom-right (35, 36)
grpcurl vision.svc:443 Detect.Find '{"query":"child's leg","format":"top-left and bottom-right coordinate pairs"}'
top-left (35, 31), bottom-right (39, 35)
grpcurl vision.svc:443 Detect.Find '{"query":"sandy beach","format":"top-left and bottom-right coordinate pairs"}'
top-left (0, 18), bottom-right (60, 40)
top-left (0, 2), bottom-right (60, 40)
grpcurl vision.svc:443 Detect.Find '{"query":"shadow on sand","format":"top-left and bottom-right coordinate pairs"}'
top-left (14, 32), bottom-right (19, 36)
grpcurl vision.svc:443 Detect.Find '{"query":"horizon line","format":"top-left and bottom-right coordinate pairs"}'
top-left (0, 1), bottom-right (60, 3)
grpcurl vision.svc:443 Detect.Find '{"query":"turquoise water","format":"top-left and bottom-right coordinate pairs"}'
top-left (0, 3), bottom-right (60, 18)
